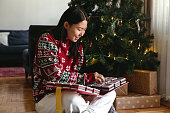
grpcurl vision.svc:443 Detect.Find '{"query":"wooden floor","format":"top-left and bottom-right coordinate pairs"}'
top-left (0, 76), bottom-right (170, 113)
top-left (0, 76), bottom-right (35, 113)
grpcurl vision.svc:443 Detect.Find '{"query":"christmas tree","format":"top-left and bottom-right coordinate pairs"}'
top-left (69, 0), bottom-right (160, 76)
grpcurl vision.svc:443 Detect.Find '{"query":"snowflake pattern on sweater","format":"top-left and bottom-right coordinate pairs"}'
top-left (33, 33), bottom-right (95, 102)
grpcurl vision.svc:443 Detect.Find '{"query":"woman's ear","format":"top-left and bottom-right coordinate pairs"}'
top-left (64, 21), bottom-right (70, 29)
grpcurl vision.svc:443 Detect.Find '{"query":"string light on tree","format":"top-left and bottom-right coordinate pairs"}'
top-left (108, 52), bottom-right (111, 57)
top-left (95, 36), bottom-right (98, 40)
top-left (111, 16), bottom-right (114, 21)
top-left (138, 43), bottom-right (141, 49)
top-left (101, 34), bottom-right (104, 38)
top-left (119, 19), bottom-right (123, 24)
top-left (114, 33), bottom-right (117, 36)
top-left (129, 40), bottom-right (133, 44)
top-left (144, 49), bottom-right (148, 54)
top-left (101, 16), bottom-right (105, 23)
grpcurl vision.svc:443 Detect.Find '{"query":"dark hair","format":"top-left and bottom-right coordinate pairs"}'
top-left (51, 6), bottom-right (88, 59)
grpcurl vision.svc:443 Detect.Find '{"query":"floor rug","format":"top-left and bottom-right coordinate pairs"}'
top-left (0, 67), bottom-right (25, 77)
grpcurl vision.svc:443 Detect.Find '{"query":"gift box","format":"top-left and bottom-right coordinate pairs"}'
top-left (116, 77), bottom-right (126, 85)
top-left (125, 70), bottom-right (157, 95)
top-left (93, 88), bottom-right (100, 95)
top-left (71, 84), bottom-right (86, 91)
top-left (101, 83), bottom-right (115, 91)
top-left (85, 86), bottom-right (94, 93)
top-left (105, 77), bottom-right (117, 82)
top-left (111, 80), bottom-right (120, 88)
top-left (114, 93), bottom-right (160, 110)
top-left (115, 82), bottom-right (128, 96)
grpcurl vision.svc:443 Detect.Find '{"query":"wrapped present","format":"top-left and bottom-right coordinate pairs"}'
top-left (115, 82), bottom-right (128, 96)
top-left (125, 70), bottom-right (157, 95)
top-left (114, 93), bottom-right (160, 110)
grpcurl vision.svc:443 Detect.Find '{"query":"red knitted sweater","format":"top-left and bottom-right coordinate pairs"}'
top-left (33, 33), bottom-right (95, 102)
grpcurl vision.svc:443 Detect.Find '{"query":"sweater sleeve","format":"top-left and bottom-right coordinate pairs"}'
top-left (34, 33), bottom-right (95, 85)
top-left (76, 45), bottom-right (95, 84)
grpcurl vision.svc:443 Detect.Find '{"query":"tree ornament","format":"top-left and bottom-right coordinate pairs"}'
top-left (135, 19), bottom-right (140, 32)
top-left (116, 0), bottom-right (121, 8)
top-left (90, 41), bottom-right (93, 47)
top-left (93, 4), bottom-right (99, 12)
top-left (107, 18), bottom-right (118, 36)
top-left (106, 0), bottom-right (113, 7)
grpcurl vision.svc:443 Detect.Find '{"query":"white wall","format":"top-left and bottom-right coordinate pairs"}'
top-left (0, 0), bottom-right (70, 30)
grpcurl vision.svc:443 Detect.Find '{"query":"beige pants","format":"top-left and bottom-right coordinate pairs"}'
top-left (35, 90), bottom-right (116, 113)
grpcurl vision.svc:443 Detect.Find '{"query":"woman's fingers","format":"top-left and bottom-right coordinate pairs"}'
top-left (98, 74), bottom-right (105, 82)
top-left (94, 72), bottom-right (105, 83)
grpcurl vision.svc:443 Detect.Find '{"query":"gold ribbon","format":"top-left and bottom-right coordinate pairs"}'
top-left (56, 87), bottom-right (62, 113)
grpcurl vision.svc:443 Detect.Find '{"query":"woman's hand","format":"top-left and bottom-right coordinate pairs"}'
top-left (94, 72), bottom-right (105, 83)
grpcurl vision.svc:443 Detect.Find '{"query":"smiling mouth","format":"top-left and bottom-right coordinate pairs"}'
top-left (75, 37), bottom-right (79, 40)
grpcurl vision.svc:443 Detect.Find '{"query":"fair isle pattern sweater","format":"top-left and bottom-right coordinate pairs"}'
top-left (33, 33), bottom-right (95, 102)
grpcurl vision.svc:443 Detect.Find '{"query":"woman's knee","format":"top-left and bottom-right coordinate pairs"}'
top-left (62, 90), bottom-right (88, 112)
top-left (62, 90), bottom-right (81, 103)
top-left (111, 90), bottom-right (116, 97)
top-left (72, 94), bottom-right (86, 105)
top-left (64, 92), bottom-right (87, 107)
top-left (105, 90), bottom-right (116, 101)
top-left (71, 95), bottom-right (89, 112)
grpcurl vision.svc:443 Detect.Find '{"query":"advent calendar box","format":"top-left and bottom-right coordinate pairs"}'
top-left (125, 70), bottom-right (157, 95)
top-left (114, 93), bottom-right (160, 110)
top-left (46, 77), bottom-right (127, 96)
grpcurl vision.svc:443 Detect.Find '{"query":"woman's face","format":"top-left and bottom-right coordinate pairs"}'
top-left (65, 20), bottom-right (87, 42)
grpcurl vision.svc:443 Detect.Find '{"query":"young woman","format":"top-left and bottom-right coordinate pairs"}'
top-left (33, 7), bottom-right (116, 113)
